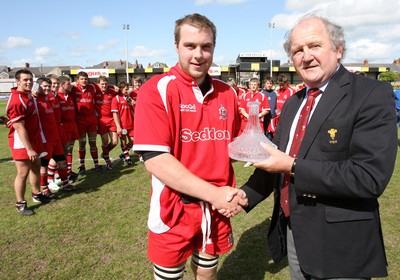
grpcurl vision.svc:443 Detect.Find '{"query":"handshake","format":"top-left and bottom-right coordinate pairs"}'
top-left (211, 187), bottom-right (248, 218)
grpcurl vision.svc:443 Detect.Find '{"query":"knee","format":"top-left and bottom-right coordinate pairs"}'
top-left (191, 253), bottom-right (218, 279)
top-left (153, 263), bottom-right (185, 280)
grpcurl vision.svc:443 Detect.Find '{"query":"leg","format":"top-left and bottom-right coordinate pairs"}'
top-left (88, 130), bottom-right (99, 169)
top-left (47, 158), bottom-right (58, 182)
top-left (111, 131), bottom-right (119, 147)
top-left (78, 134), bottom-right (87, 173)
top-left (28, 158), bottom-right (41, 194)
top-left (191, 251), bottom-right (218, 280)
top-left (153, 263), bottom-right (186, 280)
top-left (40, 158), bottom-right (50, 190)
top-left (29, 159), bottom-right (53, 203)
top-left (14, 160), bottom-right (32, 202)
top-left (14, 160), bottom-right (35, 215)
top-left (100, 132), bottom-right (115, 168)
top-left (65, 141), bottom-right (75, 177)
top-left (287, 225), bottom-right (309, 280)
top-left (119, 135), bottom-right (129, 163)
top-left (124, 136), bottom-right (134, 165)
top-left (56, 157), bottom-right (76, 192)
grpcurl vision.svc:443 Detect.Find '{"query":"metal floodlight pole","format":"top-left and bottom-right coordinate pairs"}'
top-left (123, 24), bottom-right (130, 83)
top-left (269, 22), bottom-right (275, 78)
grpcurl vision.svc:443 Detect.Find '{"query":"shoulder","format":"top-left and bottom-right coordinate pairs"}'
top-left (213, 78), bottom-right (236, 92)
top-left (346, 71), bottom-right (392, 95)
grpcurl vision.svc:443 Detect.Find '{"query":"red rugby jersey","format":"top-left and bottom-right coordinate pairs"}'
top-left (6, 88), bottom-right (45, 154)
top-left (111, 94), bottom-right (134, 130)
top-left (133, 64), bottom-right (241, 233)
top-left (34, 94), bottom-right (61, 144)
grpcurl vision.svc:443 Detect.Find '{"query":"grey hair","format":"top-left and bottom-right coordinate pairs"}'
top-left (283, 12), bottom-right (346, 59)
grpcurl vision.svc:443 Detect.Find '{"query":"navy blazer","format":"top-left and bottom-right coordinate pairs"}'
top-left (242, 65), bottom-right (397, 278)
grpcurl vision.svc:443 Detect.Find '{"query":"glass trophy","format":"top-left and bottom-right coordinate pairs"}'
top-left (228, 101), bottom-right (276, 163)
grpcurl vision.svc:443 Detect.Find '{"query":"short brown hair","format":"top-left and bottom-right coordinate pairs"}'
top-left (174, 13), bottom-right (217, 46)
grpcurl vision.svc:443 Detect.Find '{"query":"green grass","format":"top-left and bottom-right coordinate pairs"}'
top-left (0, 99), bottom-right (399, 279)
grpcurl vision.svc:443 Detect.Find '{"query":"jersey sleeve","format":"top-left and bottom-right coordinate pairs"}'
top-left (111, 95), bottom-right (119, 113)
top-left (261, 94), bottom-right (271, 111)
top-left (133, 78), bottom-right (172, 154)
top-left (6, 95), bottom-right (27, 124)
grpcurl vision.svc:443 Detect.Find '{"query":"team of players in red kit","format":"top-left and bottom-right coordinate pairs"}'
top-left (4, 68), bottom-right (293, 217)
top-left (4, 69), bottom-right (142, 215)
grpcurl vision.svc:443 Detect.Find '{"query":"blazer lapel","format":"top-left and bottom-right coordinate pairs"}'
top-left (297, 65), bottom-right (350, 158)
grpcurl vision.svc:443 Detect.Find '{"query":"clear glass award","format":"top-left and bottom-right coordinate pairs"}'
top-left (228, 101), bottom-right (276, 163)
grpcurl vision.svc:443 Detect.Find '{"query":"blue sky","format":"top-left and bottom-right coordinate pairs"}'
top-left (1, 0), bottom-right (400, 68)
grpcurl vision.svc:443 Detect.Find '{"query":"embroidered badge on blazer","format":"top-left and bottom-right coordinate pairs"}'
top-left (328, 128), bottom-right (338, 144)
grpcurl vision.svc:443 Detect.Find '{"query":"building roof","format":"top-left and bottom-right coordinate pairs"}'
top-left (89, 60), bottom-right (137, 70)
top-left (7, 65), bottom-right (82, 78)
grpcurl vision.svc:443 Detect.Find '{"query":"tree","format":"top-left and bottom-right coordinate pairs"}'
top-left (379, 71), bottom-right (399, 82)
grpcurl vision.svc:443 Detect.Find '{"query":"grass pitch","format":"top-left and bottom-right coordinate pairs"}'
top-left (0, 99), bottom-right (398, 279)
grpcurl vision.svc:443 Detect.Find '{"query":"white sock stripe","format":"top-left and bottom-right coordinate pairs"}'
top-left (191, 254), bottom-right (219, 269)
top-left (153, 264), bottom-right (185, 280)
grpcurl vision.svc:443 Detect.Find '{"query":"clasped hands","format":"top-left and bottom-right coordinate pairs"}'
top-left (212, 142), bottom-right (293, 219)
top-left (211, 187), bottom-right (248, 218)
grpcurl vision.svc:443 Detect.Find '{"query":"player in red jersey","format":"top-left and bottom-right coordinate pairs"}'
top-left (133, 13), bottom-right (247, 280)
top-left (238, 77), bottom-right (270, 134)
top-left (70, 71), bottom-right (101, 174)
top-left (227, 78), bottom-right (246, 98)
top-left (95, 76), bottom-right (118, 169)
top-left (6, 69), bottom-right (52, 215)
top-left (45, 74), bottom-right (64, 189)
top-left (129, 75), bottom-right (142, 107)
top-left (270, 74), bottom-right (296, 134)
top-left (33, 77), bottom-right (75, 193)
top-left (57, 75), bottom-right (80, 181)
top-left (111, 81), bottom-right (135, 166)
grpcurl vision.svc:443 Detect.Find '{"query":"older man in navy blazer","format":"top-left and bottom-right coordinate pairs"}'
top-left (239, 14), bottom-right (397, 279)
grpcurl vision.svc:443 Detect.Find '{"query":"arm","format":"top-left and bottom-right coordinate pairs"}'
top-left (145, 152), bottom-right (247, 212)
top-left (259, 94), bottom-right (271, 119)
top-left (241, 167), bottom-right (278, 212)
top-left (112, 111), bottom-right (123, 135)
top-left (255, 80), bottom-right (397, 199)
top-left (258, 110), bottom-right (270, 119)
top-left (239, 108), bottom-right (249, 119)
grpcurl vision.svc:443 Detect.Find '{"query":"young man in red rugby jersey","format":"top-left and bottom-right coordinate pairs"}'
top-left (133, 13), bottom-right (248, 280)
top-left (57, 76), bottom-right (80, 182)
top-left (95, 76), bottom-right (118, 169)
top-left (6, 69), bottom-right (52, 215)
top-left (33, 77), bottom-right (75, 193)
top-left (237, 77), bottom-right (270, 134)
top-left (70, 71), bottom-right (102, 174)
top-left (111, 81), bottom-right (135, 166)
